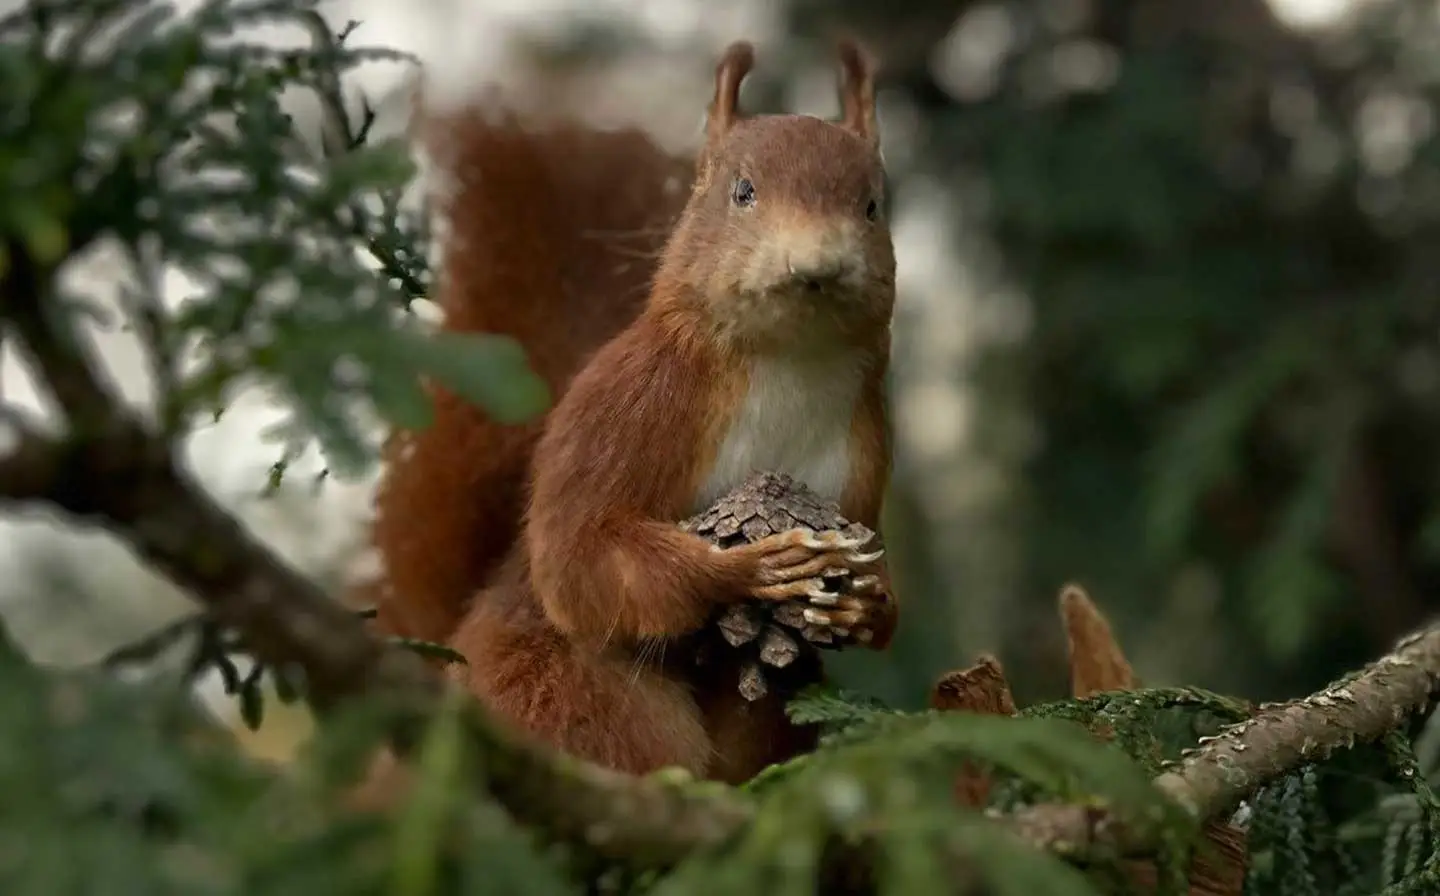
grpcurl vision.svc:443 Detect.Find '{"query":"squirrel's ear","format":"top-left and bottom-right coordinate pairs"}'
top-left (707, 41), bottom-right (754, 143)
top-left (836, 38), bottom-right (879, 148)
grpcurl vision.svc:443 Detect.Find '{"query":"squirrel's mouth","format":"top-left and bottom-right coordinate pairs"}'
top-left (778, 274), bottom-right (867, 307)
top-left (783, 258), bottom-right (859, 296)
top-left (723, 261), bottom-right (870, 315)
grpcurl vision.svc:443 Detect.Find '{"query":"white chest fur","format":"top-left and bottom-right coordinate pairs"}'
top-left (692, 353), bottom-right (863, 514)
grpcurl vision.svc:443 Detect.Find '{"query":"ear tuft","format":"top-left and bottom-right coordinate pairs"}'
top-left (835, 37), bottom-right (878, 148)
top-left (707, 41), bottom-right (755, 144)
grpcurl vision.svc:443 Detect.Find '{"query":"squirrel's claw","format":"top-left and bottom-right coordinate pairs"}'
top-left (847, 574), bottom-right (884, 595)
top-left (794, 528), bottom-right (874, 552)
top-left (752, 579), bottom-right (837, 602)
top-left (804, 606), bottom-right (870, 629)
top-left (743, 526), bottom-right (874, 554)
top-left (752, 547), bottom-right (883, 585)
top-left (742, 528), bottom-right (885, 602)
top-left (804, 590), bottom-right (893, 645)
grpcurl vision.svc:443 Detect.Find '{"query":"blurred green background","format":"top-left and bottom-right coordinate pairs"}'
top-left (781, 0), bottom-right (1440, 711)
top-left (516, 0), bottom-right (1440, 714)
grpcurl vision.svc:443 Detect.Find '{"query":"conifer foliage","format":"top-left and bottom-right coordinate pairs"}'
top-left (2, 2), bottom-right (1440, 894)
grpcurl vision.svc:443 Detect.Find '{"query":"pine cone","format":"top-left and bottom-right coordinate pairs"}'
top-left (681, 471), bottom-right (879, 702)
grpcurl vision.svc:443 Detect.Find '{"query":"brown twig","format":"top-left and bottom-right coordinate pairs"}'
top-left (1061, 585), bottom-right (1247, 894)
top-left (1060, 583), bottom-right (1137, 698)
top-left (930, 653), bottom-right (1016, 807)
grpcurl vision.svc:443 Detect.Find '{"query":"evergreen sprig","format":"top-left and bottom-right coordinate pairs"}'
top-left (0, 0), bottom-right (547, 478)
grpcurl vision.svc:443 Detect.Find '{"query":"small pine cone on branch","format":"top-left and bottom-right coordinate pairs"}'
top-left (681, 471), bottom-right (880, 702)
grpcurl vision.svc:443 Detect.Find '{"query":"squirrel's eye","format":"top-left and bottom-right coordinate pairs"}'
top-left (865, 199), bottom-right (879, 221)
top-left (732, 177), bottom-right (756, 208)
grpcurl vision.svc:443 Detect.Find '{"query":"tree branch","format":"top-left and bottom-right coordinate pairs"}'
top-left (1005, 615), bottom-right (1440, 859)
top-left (0, 406), bottom-right (68, 502)
top-left (295, 11), bottom-right (430, 308)
top-left (0, 253), bottom-right (749, 867)
top-left (3, 246), bottom-right (116, 434)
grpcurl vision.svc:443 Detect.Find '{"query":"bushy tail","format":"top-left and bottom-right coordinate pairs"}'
top-left (364, 91), bottom-right (694, 644)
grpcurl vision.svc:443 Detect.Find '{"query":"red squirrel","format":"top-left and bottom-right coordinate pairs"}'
top-left (368, 40), bottom-right (899, 785)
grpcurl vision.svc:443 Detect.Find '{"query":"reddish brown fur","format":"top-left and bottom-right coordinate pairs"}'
top-left (446, 552), bottom-right (716, 775)
top-left (369, 39), bottom-right (898, 786)
top-left (842, 348), bottom-right (899, 649)
top-left (366, 108), bottom-right (692, 643)
top-left (836, 39), bottom-right (879, 148)
top-left (657, 114), bottom-right (894, 350)
top-left (525, 310), bottom-right (753, 647)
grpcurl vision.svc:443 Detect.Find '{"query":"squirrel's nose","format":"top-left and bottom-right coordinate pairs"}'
top-left (776, 218), bottom-right (863, 292)
top-left (785, 252), bottom-right (850, 292)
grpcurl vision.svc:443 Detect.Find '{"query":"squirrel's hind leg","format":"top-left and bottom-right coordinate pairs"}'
top-left (448, 604), bottom-right (714, 777)
top-left (695, 658), bottom-right (821, 785)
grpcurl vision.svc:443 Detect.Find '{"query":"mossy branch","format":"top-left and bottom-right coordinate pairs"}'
top-left (1006, 613), bottom-right (1440, 860)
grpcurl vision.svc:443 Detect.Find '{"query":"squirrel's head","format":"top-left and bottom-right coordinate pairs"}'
top-left (655, 40), bottom-right (895, 353)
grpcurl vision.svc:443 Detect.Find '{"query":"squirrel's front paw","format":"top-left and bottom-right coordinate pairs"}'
top-left (738, 527), bottom-right (883, 602)
top-left (801, 575), bottom-right (895, 647)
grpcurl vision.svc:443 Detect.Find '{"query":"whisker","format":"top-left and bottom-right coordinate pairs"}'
top-left (627, 637), bottom-right (660, 686)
